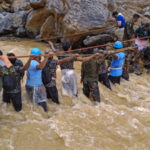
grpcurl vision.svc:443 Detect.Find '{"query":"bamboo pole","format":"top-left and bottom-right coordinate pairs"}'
top-left (7, 47), bottom-right (134, 59)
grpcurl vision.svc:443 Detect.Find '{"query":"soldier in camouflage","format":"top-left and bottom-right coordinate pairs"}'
top-left (81, 49), bottom-right (102, 103)
top-left (0, 51), bottom-right (16, 92)
top-left (123, 14), bottom-right (140, 76)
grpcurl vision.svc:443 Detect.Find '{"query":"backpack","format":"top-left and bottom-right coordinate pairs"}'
top-left (2, 75), bottom-right (17, 91)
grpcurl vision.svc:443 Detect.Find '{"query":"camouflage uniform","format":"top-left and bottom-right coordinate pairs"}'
top-left (123, 19), bottom-right (134, 42)
top-left (132, 51), bottom-right (144, 75)
top-left (0, 66), bottom-right (16, 91)
top-left (81, 57), bottom-right (102, 102)
top-left (123, 19), bottom-right (135, 75)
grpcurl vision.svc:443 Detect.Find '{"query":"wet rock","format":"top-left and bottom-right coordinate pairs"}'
top-left (144, 12), bottom-right (150, 19)
top-left (15, 26), bottom-right (26, 37)
top-left (83, 34), bottom-right (114, 46)
top-left (30, 0), bottom-right (46, 9)
top-left (39, 15), bottom-right (56, 40)
top-left (0, 11), bottom-right (28, 35)
top-left (25, 7), bottom-right (51, 38)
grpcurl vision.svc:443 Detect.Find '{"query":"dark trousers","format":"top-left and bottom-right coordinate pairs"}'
top-left (3, 91), bottom-right (22, 112)
top-left (99, 73), bottom-right (111, 90)
top-left (109, 75), bottom-right (121, 84)
top-left (46, 86), bottom-right (59, 104)
top-left (38, 102), bottom-right (47, 112)
top-left (83, 81), bottom-right (100, 102)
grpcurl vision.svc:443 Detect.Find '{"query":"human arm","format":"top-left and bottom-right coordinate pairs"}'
top-left (19, 57), bottom-right (32, 72)
top-left (76, 53), bottom-right (101, 62)
top-left (0, 55), bottom-right (12, 68)
top-left (47, 41), bottom-right (56, 52)
top-left (57, 54), bottom-right (77, 65)
top-left (36, 56), bottom-right (49, 70)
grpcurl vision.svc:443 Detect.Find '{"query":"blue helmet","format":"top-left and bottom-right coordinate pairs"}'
top-left (113, 41), bottom-right (123, 49)
top-left (30, 48), bottom-right (42, 55)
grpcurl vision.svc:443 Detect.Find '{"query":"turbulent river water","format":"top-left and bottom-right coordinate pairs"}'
top-left (0, 40), bottom-right (150, 150)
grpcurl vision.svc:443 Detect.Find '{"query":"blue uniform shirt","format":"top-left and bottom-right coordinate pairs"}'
top-left (110, 52), bottom-right (125, 77)
top-left (116, 14), bottom-right (126, 28)
top-left (26, 60), bottom-right (43, 87)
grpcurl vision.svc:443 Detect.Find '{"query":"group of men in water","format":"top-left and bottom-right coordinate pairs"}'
top-left (0, 11), bottom-right (150, 112)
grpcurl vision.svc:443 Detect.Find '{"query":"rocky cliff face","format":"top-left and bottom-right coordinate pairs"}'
top-left (0, 0), bottom-right (150, 42)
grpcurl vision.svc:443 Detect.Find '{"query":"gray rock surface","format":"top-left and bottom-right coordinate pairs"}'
top-left (0, 0), bottom-right (150, 41)
top-left (0, 11), bottom-right (28, 35)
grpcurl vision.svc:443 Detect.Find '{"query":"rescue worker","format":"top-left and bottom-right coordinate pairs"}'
top-left (135, 23), bottom-right (150, 51)
top-left (81, 49), bottom-right (102, 103)
top-left (0, 51), bottom-right (16, 93)
top-left (108, 41), bottom-right (125, 84)
top-left (26, 48), bottom-right (49, 112)
top-left (112, 11), bottom-right (126, 41)
top-left (99, 61), bottom-right (111, 90)
top-left (123, 14), bottom-right (140, 78)
top-left (123, 14), bottom-right (140, 42)
top-left (42, 49), bottom-right (78, 104)
top-left (3, 53), bottom-right (32, 112)
top-left (133, 23), bottom-right (150, 75)
top-left (48, 41), bottom-right (100, 98)
top-left (94, 48), bottom-right (111, 90)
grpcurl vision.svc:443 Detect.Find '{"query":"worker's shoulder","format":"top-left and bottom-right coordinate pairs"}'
top-left (126, 19), bottom-right (133, 25)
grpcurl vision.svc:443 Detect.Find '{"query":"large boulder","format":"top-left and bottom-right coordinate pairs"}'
top-left (39, 15), bottom-right (55, 40)
top-left (0, 11), bottom-right (28, 35)
top-left (25, 7), bottom-right (51, 38)
top-left (44, 0), bottom-right (110, 42)
top-left (30, 0), bottom-right (46, 9)
top-left (83, 34), bottom-right (115, 46)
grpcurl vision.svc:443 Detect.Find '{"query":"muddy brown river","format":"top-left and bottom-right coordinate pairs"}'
top-left (0, 40), bottom-right (150, 150)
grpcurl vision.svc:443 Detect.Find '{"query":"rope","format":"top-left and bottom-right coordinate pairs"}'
top-left (6, 36), bottom-right (150, 59)
top-left (54, 36), bottom-right (150, 55)
top-left (41, 25), bottom-right (116, 40)
top-left (8, 46), bottom-right (133, 59)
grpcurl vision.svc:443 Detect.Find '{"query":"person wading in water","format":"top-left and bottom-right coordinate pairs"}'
top-left (2, 52), bottom-right (32, 112)
top-left (48, 41), bottom-right (100, 98)
top-left (26, 48), bottom-right (49, 112)
top-left (108, 41), bottom-right (125, 84)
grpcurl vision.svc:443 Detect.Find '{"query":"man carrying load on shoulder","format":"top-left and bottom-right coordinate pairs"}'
top-left (48, 41), bottom-right (101, 99)
top-left (26, 48), bottom-right (49, 112)
top-left (123, 14), bottom-right (140, 79)
top-left (42, 49), bottom-right (79, 104)
top-left (81, 49), bottom-right (102, 103)
top-left (2, 52), bottom-right (32, 112)
top-left (0, 50), bottom-right (16, 93)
